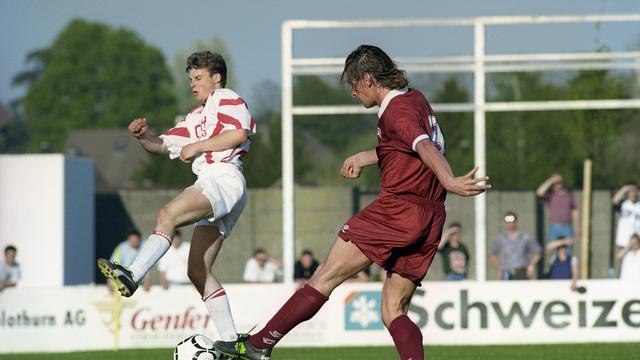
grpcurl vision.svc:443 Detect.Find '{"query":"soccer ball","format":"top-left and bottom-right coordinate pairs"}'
top-left (174, 334), bottom-right (223, 360)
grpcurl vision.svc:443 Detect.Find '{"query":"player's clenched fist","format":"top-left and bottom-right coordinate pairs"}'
top-left (341, 155), bottom-right (363, 178)
top-left (129, 118), bottom-right (148, 138)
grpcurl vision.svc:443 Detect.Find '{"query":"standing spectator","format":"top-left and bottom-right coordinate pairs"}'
top-left (489, 211), bottom-right (542, 280)
top-left (536, 173), bottom-right (580, 253)
top-left (158, 230), bottom-right (191, 289)
top-left (612, 183), bottom-right (640, 250)
top-left (0, 245), bottom-right (21, 291)
top-left (437, 223), bottom-right (470, 280)
top-left (547, 236), bottom-right (578, 290)
top-left (110, 230), bottom-right (151, 291)
top-left (243, 249), bottom-right (283, 283)
top-left (618, 234), bottom-right (640, 281)
top-left (294, 249), bottom-right (320, 286)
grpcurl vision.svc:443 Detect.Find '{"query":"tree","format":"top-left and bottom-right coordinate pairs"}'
top-left (13, 19), bottom-right (178, 152)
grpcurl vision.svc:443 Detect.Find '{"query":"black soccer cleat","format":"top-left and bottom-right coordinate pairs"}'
top-left (214, 335), bottom-right (272, 360)
top-left (97, 258), bottom-right (138, 297)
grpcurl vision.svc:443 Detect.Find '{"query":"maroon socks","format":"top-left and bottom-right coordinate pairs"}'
top-left (249, 285), bottom-right (328, 349)
top-left (389, 315), bottom-right (424, 360)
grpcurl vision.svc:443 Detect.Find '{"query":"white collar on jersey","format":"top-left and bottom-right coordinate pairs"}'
top-left (377, 86), bottom-right (409, 118)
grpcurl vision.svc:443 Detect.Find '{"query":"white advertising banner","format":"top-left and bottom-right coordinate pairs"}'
top-left (0, 280), bottom-right (638, 353)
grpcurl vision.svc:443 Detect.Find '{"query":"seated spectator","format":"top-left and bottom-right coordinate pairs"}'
top-left (109, 229), bottom-right (150, 291)
top-left (158, 230), bottom-right (191, 289)
top-left (0, 245), bottom-right (21, 291)
top-left (547, 236), bottom-right (578, 290)
top-left (438, 223), bottom-right (470, 281)
top-left (294, 249), bottom-right (320, 286)
top-left (489, 211), bottom-right (542, 280)
top-left (612, 183), bottom-right (640, 250)
top-left (243, 249), bottom-right (282, 283)
top-left (619, 234), bottom-right (640, 281)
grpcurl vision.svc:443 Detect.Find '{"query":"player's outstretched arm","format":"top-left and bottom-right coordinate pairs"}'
top-left (179, 129), bottom-right (249, 163)
top-left (129, 118), bottom-right (167, 155)
top-left (340, 149), bottom-right (378, 178)
top-left (415, 139), bottom-right (490, 197)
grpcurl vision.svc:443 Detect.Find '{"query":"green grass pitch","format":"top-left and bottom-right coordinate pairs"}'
top-left (2, 343), bottom-right (639, 360)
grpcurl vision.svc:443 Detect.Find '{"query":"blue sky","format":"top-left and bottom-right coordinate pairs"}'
top-left (1, 0), bottom-right (639, 109)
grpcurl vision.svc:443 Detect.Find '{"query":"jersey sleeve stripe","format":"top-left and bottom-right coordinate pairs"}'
top-left (217, 112), bottom-right (243, 129)
top-left (219, 98), bottom-right (247, 107)
top-left (164, 127), bottom-right (191, 138)
top-left (411, 134), bottom-right (430, 151)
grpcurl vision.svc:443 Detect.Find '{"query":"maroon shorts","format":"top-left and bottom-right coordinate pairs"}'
top-left (338, 193), bottom-right (446, 285)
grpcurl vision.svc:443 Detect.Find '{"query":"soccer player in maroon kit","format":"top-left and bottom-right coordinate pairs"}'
top-left (215, 45), bottom-right (491, 360)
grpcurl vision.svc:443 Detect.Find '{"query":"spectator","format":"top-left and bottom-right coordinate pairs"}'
top-left (294, 249), bottom-right (320, 286)
top-left (612, 183), bottom-right (640, 250)
top-left (489, 211), bottom-right (542, 280)
top-left (536, 173), bottom-right (580, 253)
top-left (0, 245), bottom-right (21, 291)
top-left (243, 249), bottom-right (283, 283)
top-left (546, 236), bottom-right (578, 290)
top-left (109, 230), bottom-right (151, 291)
top-left (618, 234), bottom-right (640, 281)
top-left (437, 223), bottom-right (470, 280)
top-left (158, 230), bottom-right (191, 289)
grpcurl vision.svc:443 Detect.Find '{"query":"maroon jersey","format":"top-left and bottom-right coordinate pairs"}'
top-left (376, 88), bottom-right (446, 203)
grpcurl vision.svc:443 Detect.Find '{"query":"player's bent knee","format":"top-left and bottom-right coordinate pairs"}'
top-left (155, 206), bottom-right (176, 228)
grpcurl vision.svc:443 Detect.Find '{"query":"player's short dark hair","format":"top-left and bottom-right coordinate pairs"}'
top-left (4, 245), bottom-right (16, 254)
top-left (254, 248), bottom-right (266, 256)
top-left (127, 229), bottom-right (141, 238)
top-left (341, 45), bottom-right (408, 90)
top-left (301, 249), bottom-right (313, 257)
top-left (186, 51), bottom-right (228, 87)
top-left (448, 222), bottom-right (462, 229)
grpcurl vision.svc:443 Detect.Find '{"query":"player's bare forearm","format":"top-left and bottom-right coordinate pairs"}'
top-left (194, 129), bottom-right (248, 153)
top-left (138, 133), bottom-right (168, 154)
top-left (356, 149), bottom-right (378, 167)
top-left (415, 140), bottom-right (490, 196)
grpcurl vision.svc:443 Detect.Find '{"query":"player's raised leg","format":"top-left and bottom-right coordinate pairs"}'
top-left (382, 272), bottom-right (423, 360)
top-left (98, 186), bottom-right (213, 297)
top-left (187, 225), bottom-right (238, 341)
top-left (213, 237), bottom-right (372, 359)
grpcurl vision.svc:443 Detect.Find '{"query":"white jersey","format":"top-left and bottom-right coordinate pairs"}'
top-left (615, 199), bottom-right (640, 248)
top-left (161, 88), bottom-right (256, 176)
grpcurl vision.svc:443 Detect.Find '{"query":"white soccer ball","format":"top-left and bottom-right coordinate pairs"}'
top-left (173, 334), bottom-right (223, 360)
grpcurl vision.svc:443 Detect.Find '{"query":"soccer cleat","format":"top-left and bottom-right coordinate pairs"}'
top-left (97, 258), bottom-right (138, 297)
top-left (214, 336), bottom-right (272, 360)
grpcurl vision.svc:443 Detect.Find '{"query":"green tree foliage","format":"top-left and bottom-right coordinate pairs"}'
top-left (14, 19), bottom-right (178, 152)
top-left (430, 77), bottom-right (474, 178)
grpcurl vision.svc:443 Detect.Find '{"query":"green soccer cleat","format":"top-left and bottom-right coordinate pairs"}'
top-left (97, 258), bottom-right (138, 297)
top-left (214, 336), bottom-right (272, 360)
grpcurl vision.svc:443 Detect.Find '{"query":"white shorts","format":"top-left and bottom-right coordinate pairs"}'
top-left (191, 163), bottom-right (247, 238)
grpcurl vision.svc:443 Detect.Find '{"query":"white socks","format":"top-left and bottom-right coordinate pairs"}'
top-left (203, 287), bottom-right (238, 341)
top-left (130, 231), bottom-right (172, 282)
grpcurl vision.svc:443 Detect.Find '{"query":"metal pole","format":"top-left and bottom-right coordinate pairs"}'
top-left (281, 22), bottom-right (295, 285)
top-left (581, 159), bottom-right (593, 279)
top-left (474, 20), bottom-right (487, 282)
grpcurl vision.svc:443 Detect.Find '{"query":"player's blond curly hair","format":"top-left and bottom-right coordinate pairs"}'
top-left (341, 45), bottom-right (408, 90)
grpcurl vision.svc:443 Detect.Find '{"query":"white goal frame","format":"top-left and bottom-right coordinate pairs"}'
top-left (281, 14), bottom-right (640, 283)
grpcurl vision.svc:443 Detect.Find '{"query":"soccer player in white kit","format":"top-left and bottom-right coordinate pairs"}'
top-left (98, 51), bottom-right (255, 343)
